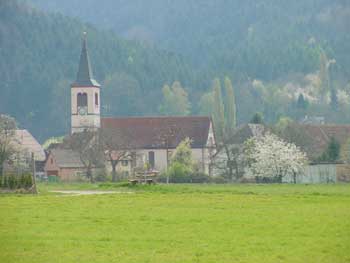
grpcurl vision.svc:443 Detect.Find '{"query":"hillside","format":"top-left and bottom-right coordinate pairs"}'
top-left (1, 0), bottom-right (350, 142)
top-left (30, 0), bottom-right (350, 81)
top-left (0, 0), bottom-right (201, 141)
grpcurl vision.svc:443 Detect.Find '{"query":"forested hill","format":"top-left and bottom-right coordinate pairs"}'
top-left (2, 0), bottom-right (350, 142)
top-left (30, 0), bottom-right (350, 81)
top-left (0, 0), bottom-right (201, 141)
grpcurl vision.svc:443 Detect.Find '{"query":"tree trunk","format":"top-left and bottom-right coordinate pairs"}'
top-left (0, 162), bottom-right (3, 186)
top-left (31, 153), bottom-right (38, 194)
top-left (234, 161), bottom-right (240, 182)
top-left (228, 164), bottom-right (234, 183)
top-left (166, 148), bottom-right (170, 184)
top-left (87, 165), bottom-right (93, 183)
top-left (278, 174), bottom-right (282, 183)
top-left (293, 172), bottom-right (297, 184)
top-left (224, 146), bottom-right (234, 182)
top-left (111, 161), bottom-right (117, 182)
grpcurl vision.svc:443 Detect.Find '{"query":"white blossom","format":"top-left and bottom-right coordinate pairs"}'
top-left (244, 133), bottom-right (308, 180)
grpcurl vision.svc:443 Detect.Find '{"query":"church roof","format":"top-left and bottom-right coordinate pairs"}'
top-left (71, 33), bottom-right (100, 87)
top-left (101, 116), bottom-right (213, 149)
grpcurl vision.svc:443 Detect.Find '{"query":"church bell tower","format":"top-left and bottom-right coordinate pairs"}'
top-left (71, 33), bottom-right (101, 134)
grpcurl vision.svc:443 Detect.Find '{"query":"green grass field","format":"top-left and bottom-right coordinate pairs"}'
top-left (1, 184), bottom-right (350, 263)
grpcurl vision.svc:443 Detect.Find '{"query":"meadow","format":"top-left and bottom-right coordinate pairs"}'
top-left (0, 183), bottom-right (350, 263)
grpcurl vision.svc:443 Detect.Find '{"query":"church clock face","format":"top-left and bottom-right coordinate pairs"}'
top-left (80, 118), bottom-right (89, 126)
top-left (78, 107), bottom-right (87, 115)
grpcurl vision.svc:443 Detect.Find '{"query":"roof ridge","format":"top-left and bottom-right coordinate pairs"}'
top-left (101, 116), bottom-right (210, 120)
top-left (304, 124), bottom-right (350, 127)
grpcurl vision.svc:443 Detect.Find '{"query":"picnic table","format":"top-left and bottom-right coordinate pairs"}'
top-left (129, 169), bottom-right (159, 185)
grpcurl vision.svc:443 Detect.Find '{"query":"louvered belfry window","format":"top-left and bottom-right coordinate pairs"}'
top-left (95, 93), bottom-right (99, 106)
top-left (77, 93), bottom-right (88, 107)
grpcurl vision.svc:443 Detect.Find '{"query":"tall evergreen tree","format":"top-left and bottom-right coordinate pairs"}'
top-left (319, 137), bottom-right (340, 163)
top-left (251, 112), bottom-right (264, 124)
top-left (296, 94), bottom-right (308, 110)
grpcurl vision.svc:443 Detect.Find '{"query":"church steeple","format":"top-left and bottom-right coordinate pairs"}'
top-left (71, 32), bottom-right (101, 134)
top-left (72, 32), bottom-right (100, 87)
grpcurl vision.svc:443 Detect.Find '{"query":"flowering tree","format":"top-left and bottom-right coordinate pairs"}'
top-left (244, 133), bottom-right (307, 183)
top-left (0, 114), bottom-right (17, 179)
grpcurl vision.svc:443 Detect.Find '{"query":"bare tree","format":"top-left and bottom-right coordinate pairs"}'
top-left (65, 130), bottom-right (104, 183)
top-left (214, 143), bottom-right (244, 182)
top-left (0, 114), bottom-right (17, 181)
top-left (158, 124), bottom-right (181, 184)
top-left (99, 128), bottom-right (135, 182)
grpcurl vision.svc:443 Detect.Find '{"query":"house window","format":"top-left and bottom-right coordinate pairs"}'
top-left (51, 158), bottom-right (53, 164)
top-left (148, 151), bottom-right (155, 169)
top-left (95, 93), bottom-right (99, 106)
top-left (121, 160), bottom-right (128, 167)
top-left (77, 93), bottom-right (88, 107)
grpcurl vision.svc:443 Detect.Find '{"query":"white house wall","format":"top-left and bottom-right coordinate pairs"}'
top-left (138, 148), bottom-right (211, 174)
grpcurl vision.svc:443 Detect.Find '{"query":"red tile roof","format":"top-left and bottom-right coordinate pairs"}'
top-left (101, 116), bottom-right (212, 149)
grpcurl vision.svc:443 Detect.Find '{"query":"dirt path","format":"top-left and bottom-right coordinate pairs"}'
top-left (50, 190), bottom-right (134, 196)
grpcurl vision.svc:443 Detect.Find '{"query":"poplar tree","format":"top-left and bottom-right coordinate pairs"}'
top-left (319, 51), bottom-right (330, 103)
top-left (224, 77), bottom-right (236, 138)
top-left (212, 78), bottom-right (225, 142)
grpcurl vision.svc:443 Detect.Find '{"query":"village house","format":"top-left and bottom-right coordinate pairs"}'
top-left (44, 148), bottom-right (85, 181)
top-left (285, 124), bottom-right (350, 183)
top-left (4, 129), bottom-right (46, 177)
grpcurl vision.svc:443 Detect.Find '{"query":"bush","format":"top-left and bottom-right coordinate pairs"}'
top-left (8, 175), bottom-right (17, 189)
top-left (94, 169), bottom-right (108, 182)
top-left (161, 164), bottom-right (223, 184)
top-left (0, 173), bottom-right (33, 189)
top-left (167, 162), bottom-right (192, 183)
top-left (23, 174), bottom-right (33, 188)
top-left (255, 176), bottom-right (280, 184)
top-left (210, 176), bottom-right (228, 184)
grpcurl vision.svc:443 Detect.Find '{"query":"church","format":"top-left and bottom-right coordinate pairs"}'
top-left (46, 34), bottom-right (216, 180)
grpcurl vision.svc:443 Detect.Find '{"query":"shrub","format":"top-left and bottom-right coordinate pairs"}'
top-left (0, 173), bottom-right (33, 190)
top-left (3, 176), bottom-right (8, 188)
top-left (210, 176), bottom-right (228, 184)
top-left (22, 174), bottom-right (33, 189)
top-left (94, 169), bottom-right (108, 182)
top-left (8, 175), bottom-right (17, 189)
top-left (167, 162), bottom-right (192, 183)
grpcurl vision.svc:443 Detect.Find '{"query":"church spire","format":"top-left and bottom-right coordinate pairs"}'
top-left (72, 32), bottom-right (100, 87)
